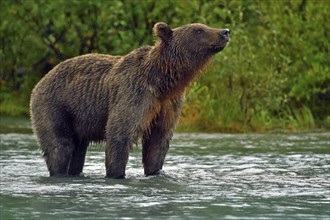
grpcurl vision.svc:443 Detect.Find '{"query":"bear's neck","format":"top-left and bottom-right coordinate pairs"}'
top-left (151, 45), bottom-right (211, 99)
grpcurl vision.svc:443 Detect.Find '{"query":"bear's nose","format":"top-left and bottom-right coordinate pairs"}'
top-left (220, 29), bottom-right (230, 38)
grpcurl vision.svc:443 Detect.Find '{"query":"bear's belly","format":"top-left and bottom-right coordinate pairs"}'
top-left (72, 112), bottom-right (108, 142)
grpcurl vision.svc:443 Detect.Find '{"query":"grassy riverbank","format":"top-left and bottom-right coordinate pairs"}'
top-left (1, 0), bottom-right (329, 133)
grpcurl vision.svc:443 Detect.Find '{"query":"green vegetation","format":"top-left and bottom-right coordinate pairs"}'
top-left (1, 0), bottom-right (329, 132)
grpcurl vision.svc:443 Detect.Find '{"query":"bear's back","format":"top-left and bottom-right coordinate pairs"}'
top-left (32, 54), bottom-right (121, 99)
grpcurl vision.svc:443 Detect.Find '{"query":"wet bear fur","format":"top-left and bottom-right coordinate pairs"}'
top-left (30, 22), bottom-right (230, 178)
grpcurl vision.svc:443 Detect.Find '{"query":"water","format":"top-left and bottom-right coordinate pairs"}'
top-left (0, 120), bottom-right (329, 219)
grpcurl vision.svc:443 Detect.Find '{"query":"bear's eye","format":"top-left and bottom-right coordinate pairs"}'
top-left (196, 29), bottom-right (204, 34)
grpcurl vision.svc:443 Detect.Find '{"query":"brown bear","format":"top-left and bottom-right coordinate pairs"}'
top-left (30, 22), bottom-right (230, 178)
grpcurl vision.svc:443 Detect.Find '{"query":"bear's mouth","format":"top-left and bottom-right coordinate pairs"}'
top-left (210, 45), bottom-right (226, 53)
top-left (214, 46), bottom-right (224, 52)
top-left (210, 40), bottom-right (229, 53)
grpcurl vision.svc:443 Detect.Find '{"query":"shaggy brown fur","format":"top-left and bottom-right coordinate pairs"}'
top-left (30, 22), bottom-right (230, 178)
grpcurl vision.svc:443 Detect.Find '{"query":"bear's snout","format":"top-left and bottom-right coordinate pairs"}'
top-left (220, 29), bottom-right (230, 41)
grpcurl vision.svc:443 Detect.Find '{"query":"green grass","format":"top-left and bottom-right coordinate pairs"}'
top-left (0, 93), bottom-right (29, 117)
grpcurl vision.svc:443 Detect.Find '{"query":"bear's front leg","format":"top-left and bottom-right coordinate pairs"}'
top-left (142, 124), bottom-right (171, 176)
top-left (105, 137), bottom-right (130, 179)
top-left (142, 98), bottom-right (182, 176)
top-left (104, 96), bottom-right (153, 178)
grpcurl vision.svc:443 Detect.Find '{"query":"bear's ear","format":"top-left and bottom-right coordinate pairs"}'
top-left (153, 22), bottom-right (173, 43)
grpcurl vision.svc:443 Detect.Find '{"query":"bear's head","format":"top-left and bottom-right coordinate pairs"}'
top-left (154, 22), bottom-right (230, 57)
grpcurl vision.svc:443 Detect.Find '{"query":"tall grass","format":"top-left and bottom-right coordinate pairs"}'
top-left (1, 0), bottom-right (329, 133)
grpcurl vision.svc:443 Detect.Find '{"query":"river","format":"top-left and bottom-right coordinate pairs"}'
top-left (0, 118), bottom-right (329, 219)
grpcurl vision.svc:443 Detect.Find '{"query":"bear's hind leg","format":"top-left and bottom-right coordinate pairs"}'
top-left (68, 139), bottom-right (89, 176)
top-left (41, 134), bottom-right (75, 177)
top-left (34, 113), bottom-right (76, 177)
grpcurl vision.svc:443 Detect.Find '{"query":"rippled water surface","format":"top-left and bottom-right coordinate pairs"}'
top-left (0, 122), bottom-right (329, 219)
